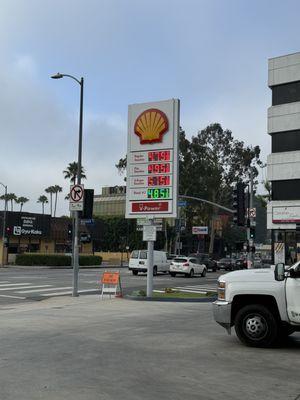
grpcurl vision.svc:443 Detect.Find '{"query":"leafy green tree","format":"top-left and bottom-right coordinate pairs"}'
top-left (63, 162), bottom-right (87, 184)
top-left (37, 195), bottom-right (48, 214)
top-left (256, 180), bottom-right (271, 208)
top-left (16, 197), bottom-right (29, 212)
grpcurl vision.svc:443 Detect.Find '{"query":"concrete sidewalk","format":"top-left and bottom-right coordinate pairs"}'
top-left (0, 295), bottom-right (299, 400)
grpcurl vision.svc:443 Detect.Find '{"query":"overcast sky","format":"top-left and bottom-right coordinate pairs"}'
top-left (0, 0), bottom-right (299, 215)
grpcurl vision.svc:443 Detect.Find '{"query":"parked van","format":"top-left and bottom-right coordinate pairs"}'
top-left (129, 250), bottom-right (169, 276)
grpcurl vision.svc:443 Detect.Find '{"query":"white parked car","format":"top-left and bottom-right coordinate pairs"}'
top-left (169, 256), bottom-right (207, 278)
top-left (128, 250), bottom-right (169, 276)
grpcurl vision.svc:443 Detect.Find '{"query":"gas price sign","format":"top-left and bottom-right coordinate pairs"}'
top-left (126, 99), bottom-right (179, 218)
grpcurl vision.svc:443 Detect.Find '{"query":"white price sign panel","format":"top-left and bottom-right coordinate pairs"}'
top-left (125, 99), bottom-right (179, 219)
top-left (143, 225), bottom-right (157, 241)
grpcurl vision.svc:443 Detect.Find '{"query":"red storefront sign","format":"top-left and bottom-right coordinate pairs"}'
top-left (131, 201), bottom-right (169, 213)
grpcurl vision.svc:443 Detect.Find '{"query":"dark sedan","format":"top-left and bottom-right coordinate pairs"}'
top-left (217, 258), bottom-right (238, 271)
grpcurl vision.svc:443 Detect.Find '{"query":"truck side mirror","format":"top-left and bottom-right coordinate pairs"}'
top-left (274, 263), bottom-right (285, 281)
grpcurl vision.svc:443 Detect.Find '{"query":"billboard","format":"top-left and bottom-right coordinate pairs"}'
top-left (126, 99), bottom-right (179, 219)
top-left (5, 212), bottom-right (51, 237)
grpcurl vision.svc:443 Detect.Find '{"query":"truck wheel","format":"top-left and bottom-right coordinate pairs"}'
top-left (132, 270), bottom-right (138, 276)
top-left (153, 266), bottom-right (157, 276)
top-left (234, 304), bottom-right (279, 347)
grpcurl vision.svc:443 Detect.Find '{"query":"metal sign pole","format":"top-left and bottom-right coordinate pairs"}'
top-left (146, 219), bottom-right (154, 297)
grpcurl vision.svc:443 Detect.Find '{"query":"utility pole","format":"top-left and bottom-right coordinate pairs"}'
top-left (246, 169), bottom-right (254, 268)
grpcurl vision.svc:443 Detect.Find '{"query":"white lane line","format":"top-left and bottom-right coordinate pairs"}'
top-left (0, 281), bottom-right (10, 284)
top-left (0, 294), bottom-right (26, 299)
top-left (175, 289), bottom-right (209, 294)
top-left (40, 288), bottom-right (100, 297)
top-left (17, 286), bottom-right (72, 294)
top-left (0, 283), bottom-right (31, 287)
top-left (174, 286), bottom-right (217, 290)
top-left (0, 285), bottom-right (53, 291)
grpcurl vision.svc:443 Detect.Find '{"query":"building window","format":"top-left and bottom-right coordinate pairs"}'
top-left (272, 81), bottom-right (300, 106)
top-left (272, 179), bottom-right (300, 200)
top-left (272, 130), bottom-right (300, 152)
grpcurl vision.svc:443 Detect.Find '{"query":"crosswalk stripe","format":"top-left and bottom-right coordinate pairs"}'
top-left (40, 288), bottom-right (100, 297)
top-left (0, 285), bottom-right (52, 291)
top-left (0, 283), bottom-right (31, 287)
top-left (0, 281), bottom-right (10, 284)
top-left (17, 286), bottom-right (72, 294)
top-left (0, 286), bottom-right (52, 291)
top-left (0, 294), bottom-right (26, 299)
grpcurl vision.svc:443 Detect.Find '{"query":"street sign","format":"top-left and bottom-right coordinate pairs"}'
top-left (192, 226), bottom-right (208, 235)
top-left (137, 218), bottom-right (163, 226)
top-left (69, 184), bottom-right (84, 211)
top-left (143, 225), bottom-right (157, 241)
top-left (247, 207), bottom-right (256, 218)
top-left (137, 219), bottom-right (162, 231)
top-left (125, 99), bottom-right (179, 219)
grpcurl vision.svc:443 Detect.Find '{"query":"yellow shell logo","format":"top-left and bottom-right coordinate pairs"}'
top-left (134, 108), bottom-right (169, 144)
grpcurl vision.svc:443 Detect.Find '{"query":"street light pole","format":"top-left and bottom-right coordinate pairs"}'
top-left (0, 182), bottom-right (7, 267)
top-left (51, 73), bottom-right (84, 297)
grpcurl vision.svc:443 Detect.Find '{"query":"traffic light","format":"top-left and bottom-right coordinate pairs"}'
top-left (250, 226), bottom-right (255, 240)
top-left (67, 223), bottom-right (73, 238)
top-left (233, 182), bottom-right (245, 226)
top-left (78, 189), bottom-right (94, 219)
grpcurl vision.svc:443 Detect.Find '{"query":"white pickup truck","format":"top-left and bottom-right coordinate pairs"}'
top-left (213, 262), bottom-right (300, 347)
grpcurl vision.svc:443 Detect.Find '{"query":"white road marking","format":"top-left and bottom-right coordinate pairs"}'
top-left (0, 294), bottom-right (26, 299)
top-left (0, 283), bottom-right (31, 287)
top-left (173, 289), bottom-right (208, 294)
top-left (0, 281), bottom-right (10, 284)
top-left (40, 288), bottom-right (100, 297)
top-left (17, 286), bottom-right (72, 294)
top-left (173, 285), bottom-right (217, 293)
top-left (174, 285), bottom-right (217, 290)
top-left (0, 285), bottom-right (53, 291)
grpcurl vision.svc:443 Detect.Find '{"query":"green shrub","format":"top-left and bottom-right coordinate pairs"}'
top-left (15, 254), bottom-right (102, 267)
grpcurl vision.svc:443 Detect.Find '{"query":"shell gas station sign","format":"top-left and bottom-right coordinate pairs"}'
top-left (126, 99), bottom-right (179, 219)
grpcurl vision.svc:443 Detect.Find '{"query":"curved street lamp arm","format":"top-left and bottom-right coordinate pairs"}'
top-left (60, 74), bottom-right (82, 85)
top-left (179, 195), bottom-right (234, 214)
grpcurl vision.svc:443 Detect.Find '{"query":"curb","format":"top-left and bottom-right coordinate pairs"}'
top-left (124, 295), bottom-right (217, 303)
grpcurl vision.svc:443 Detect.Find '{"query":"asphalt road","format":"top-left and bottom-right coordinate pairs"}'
top-left (0, 266), bottom-right (224, 307)
top-left (0, 295), bottom-right (299, 400)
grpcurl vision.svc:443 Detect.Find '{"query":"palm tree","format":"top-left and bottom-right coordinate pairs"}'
top-left (52, 185), bottom-right (63, 217)
top-left (16, 197), bottom-right (29, 212)
top-left (0, 194), bottom-right (9, 211)
top-left (6, 193), bottom-right (17, 211)
top-left (63, 162), bottom-right (87, 184)
top-left (37, 195), bottom-right (48, 214)
top-left (45, 186), bottom-right (55, 216)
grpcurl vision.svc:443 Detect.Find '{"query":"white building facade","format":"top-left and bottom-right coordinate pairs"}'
top-left (267, 52), bottom-right (300, 264)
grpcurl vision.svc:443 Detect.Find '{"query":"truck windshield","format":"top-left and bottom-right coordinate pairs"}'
top-left (140, 251), bottom-right (148, 259)
top-left (131, 251), bottom-right (139, 259)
